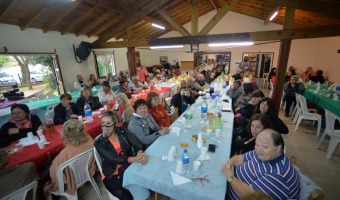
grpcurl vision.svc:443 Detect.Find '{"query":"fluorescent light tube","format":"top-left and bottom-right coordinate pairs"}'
top-left (269, 11), bottom-right (278, 21)
top-left (208, 42), bottom-right (254, 47)
top-left (150, 45), bottom-right (184, 49)
top-left (152, 23), bottom-right (165, 29)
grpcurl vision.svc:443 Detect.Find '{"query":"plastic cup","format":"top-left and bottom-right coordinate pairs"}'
top-left (193, 160), bottom-right (201, 171)
top-left (36, 130), bottom-right (43, 136)
top-left (37, 141), bottom-right (45, 149)
top-left (176, 128), bottom-right (181, 136)
top-left (39, 135), bottom-right (47, 143)
top-left (216, 129), bottom-right (221, 137)
top-left (104, 105), bottom-right (108, 110)
top-left (78, 116), bottom-right (82, 121)
top-left (168, 150), bottom-right (175, 161)
top-left (201, 147), bottom-right (208, 158)
top-left (176, 161), bottom-right (184, 174)
top-left (27, 132), bottom-right (35, 141)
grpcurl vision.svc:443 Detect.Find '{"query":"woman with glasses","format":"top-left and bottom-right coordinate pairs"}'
top-left (95, 111), bottom-right (147, 200)
top-left (0, 104), bottom-right (43, 147)
top-left (128, 99), bottom-right (169, 150)
top-left (75, 86), bottom-right (102, 116)
top-left (146, 92), bottom-right (170, 127)
top-left (255, 97), bottom-right (288, 134)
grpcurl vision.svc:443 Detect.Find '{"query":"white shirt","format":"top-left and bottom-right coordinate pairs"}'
top-left (98, 88), bottom-right (116, 104)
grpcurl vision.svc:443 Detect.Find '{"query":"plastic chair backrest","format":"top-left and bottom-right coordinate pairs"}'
top-left (158, 93), bottom-right (164, 104)
top-left (46, 104), bottom-right (57, 112)
top-left (262, 73), bottom-right (269, 79)
top-left (54, 148), bottom-right (94, 193)
top-left (324, 110), bottom-right (339, 134)
top-left (45, 109), bottom-right (55, 120)
top-left (1, 181), bottom-right (38, 200)
top-left (297, 95), bottom-right (309, 115)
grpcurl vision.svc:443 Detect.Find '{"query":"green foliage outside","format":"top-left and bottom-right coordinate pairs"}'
top-left (97, 59), bottom-right (114, 77)
top-left (0, 56), bottom-right (9, 68)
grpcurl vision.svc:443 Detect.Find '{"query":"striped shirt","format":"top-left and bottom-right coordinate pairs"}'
top-left (227, 150), bottom-right (300, 199)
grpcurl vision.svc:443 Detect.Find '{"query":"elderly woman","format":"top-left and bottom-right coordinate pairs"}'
top-left (170, 85), bottom-right (196, 116)
top-left (98, 81), bottom-right (116, 104)
top-left (95, 111), bottom-right (146, 200)
top-left (146, 92), bottom-right (170, 127)
top-left (283, 75), bottom-right (305, 117)
top-left (73, 74), bottom-right (86, 91)
top-left (76, 86), bottom-right (102, 116)
top-left (115, 77), bottom-right (133, 98)
top-left (234, 83), bottom-right (254, 113)
top-left (0, 104), bottom-right (43, 147)
top-left (88, 74), bottom-right (100, 87)
top-left (54, 93), bottom-right (80, 125)
top-left (222, 129), bottom-right (300, 199)
top-left (115, 93), bottom-right (134, 123)
top-left (44, 119), bottom-right (95, 198)
top-left (254, 97), bottom-right (289, 134)
top-left (128, 99), bottom-right (169, 150)
top-left (231, 114), bottom-right (272, 155)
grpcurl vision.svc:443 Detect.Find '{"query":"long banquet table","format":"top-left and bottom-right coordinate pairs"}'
top-left (4, 114), bottom-right (103, 171)
top-left (123, 91), bottom-right (234, 200)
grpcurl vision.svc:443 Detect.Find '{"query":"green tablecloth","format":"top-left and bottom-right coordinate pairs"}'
top-left (26, 91), bottom-right (80, 110)
top-left (304, 87), bottom-right (340, 116)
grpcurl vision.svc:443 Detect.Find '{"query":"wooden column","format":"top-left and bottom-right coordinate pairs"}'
top-left (191, 0), bottom-right (198, 36)
top-left (272, 6), bottom-right (295, 115)
top-left (127, 47), bottom-right (137, 76)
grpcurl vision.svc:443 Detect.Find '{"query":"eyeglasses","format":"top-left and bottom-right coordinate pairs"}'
top-left (11, 112), bottom-right (24, 115)
top-left (101, 123), bottom-right (115, 128)
top-left (152, 97), bottom-right (160, 101)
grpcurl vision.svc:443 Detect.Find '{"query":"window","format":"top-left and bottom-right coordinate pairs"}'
top-left (93, 50), bottom-right (116, 78)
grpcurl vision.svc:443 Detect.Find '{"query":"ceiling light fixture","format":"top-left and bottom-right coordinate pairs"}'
top-left (150, 45), bottom-right (184, 49)
top-left (208, 42), bottom-right (254, 47)
top-left (152, 23), bottom-right (165, 30)
top-left (269, 11), bottom-right (279, 21)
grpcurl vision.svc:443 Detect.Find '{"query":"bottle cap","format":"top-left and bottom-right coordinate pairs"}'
top-left (184, 149), bottom-right (188, 153)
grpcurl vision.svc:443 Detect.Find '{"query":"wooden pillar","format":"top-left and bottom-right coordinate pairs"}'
top-left (272, 6), bottom-right (295, 115)
top-left (127, 47), bottom-right (137, 76)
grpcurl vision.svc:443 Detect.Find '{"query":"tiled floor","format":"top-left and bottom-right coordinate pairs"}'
top-left (74, 89), bottom-right (340, 200)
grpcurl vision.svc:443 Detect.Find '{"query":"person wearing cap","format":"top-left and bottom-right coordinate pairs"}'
top-left (0, 104), bottom-right (43, 147)
top-left (283, 75), bottom-right (305, 117)
top-left (98, 81), bottom-right (116, 104)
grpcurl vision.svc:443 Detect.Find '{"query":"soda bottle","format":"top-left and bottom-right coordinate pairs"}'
top-left (215, 107), bottom-right (222, 129)
top-left (182, 149), bottom-right (190, 173)
top-left (84, 102), bottom-right (93, 123)
top-left (201, 98), bottom-right (208, 120)
top-left (185, 104), bottom-right (193, 124)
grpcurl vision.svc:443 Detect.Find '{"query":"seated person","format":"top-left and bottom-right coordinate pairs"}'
top-left (88, 73), bottom-right (100, 88)
top-left (128, 99), bottom-right (169, 150)
top-left (98, 81), bottom-right (116, 104)
top-left (0, 150), bottom-right (38, 199)
top-left (152, 71), bottom-right (163, 85)
top-left (106, 72), bottom-right (117, 84)
top-left (95, 111), bottom-right (147, 200)
top-left (233, 83), bottom-right (254, 113)
top-left (76, 86), bottom-right (102, 116)
top-left (115, 93), bottom-right (134, 123)
top-left (238, 90), bottom-right (265, 120)
top-left (143, 75), bottom-right (153, 87)
top-left (309, 70), bottom-right (325, 84)
top-left (115, 77), bottom-right (133, 98)
top-left (193, 74), bottom-right (209, 91)
top-left (44, 119), bottom-right (95, 198)
top-left (73, 74), bottom-right (87, 91)
top-left (54, 93), bottom-right (80, 125)
top-left (301, 66), bottom-right (315, 80)
top-left (284, 67), bottom-right (296, 83)
top-left (166, 69), bottom-right (174, 79)
top-left (255, 97), bottom-right (289, 134)
top-left (248, 73), bottom-right (259, 90)
top-left (0, 104), bottom-right (43, 147)
top-left (205, 72), bottom-right (215, 84)
top-left (171, 85), bottom-right (196, 116)
top-left (231, 114), bottom-right (272, 156)
top-left (283, 75), bottom-right (305, 117)
top-left (232, 70), bottom-right (244, 81)
top-left (226, 80), bottom-right (242, 103)
top-left (186, 78), bottom-right (199, 99)
top-left (128, 76), bottom-right (145, 92)
top-left (146, 92), bottom-right (170, 127)
top-left (222, 129), bottom-right (300, 199)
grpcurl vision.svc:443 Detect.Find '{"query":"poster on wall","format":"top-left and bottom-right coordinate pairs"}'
top-left (159, 56), bottom-right (168, 63)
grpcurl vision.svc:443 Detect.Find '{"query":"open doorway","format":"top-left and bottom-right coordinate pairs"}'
top-left (242, 52), bottom-right (273, 78)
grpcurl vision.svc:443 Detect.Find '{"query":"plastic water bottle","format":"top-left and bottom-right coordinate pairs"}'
top-left (201, 98), bottom-right (208, 120)
top-left (182, 149), bottom-right (190, 173)
top-left (84, 102), bottom-right (93, 123)
top-left (185, 104), bottom-right (193, 124)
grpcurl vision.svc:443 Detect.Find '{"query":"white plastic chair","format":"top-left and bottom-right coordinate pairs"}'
top-left (261, 73), bottom-right (269, 89)
top-left (93, 136), bottom-right (119, 200)
top-left (316, 110), bottom-right (340, 159)
top-left (292, 93), bottom-right (317, 123)
top-left (46, 104), bottom-right (57, 112)
top-left (165, 97), bottom-right (171, 107)
top-left (158, 93), bottom-right (164, 104)
top-left (51, 148), bottom-right (101, 200)
top-left (45, 109), bottom-right (55, 120)
top-left (269, 80), bottom-right (274, 98)
top-left (295, 95), bottom-right (322, 137)
top-left (1, 181), bottom-right (38, 200)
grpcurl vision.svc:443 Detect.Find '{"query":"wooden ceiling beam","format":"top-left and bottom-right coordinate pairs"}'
top-left (157, 8), bottom-right (191, 36)
top-left (142, 16), bottom-right (172, 30)
top-left (264, 5), bottom-right (282, 25)
top-left (95, 0), bottom-right (169, 43)
top-left (61, 6), bottom-right (96, 35)
top-left (83, 0), bottom-right (125, 15)
top-left (191, 0), bottom-right (198, 36)
top-left (87, 14), bottom-right (123, 37)
top-left (20, 6), bottom-right (48, 31)
top-left (42, 0), bottom-right (84, 33)
top-left (259, 0), bottom-right (340, 19)
top-left (199, 0), bottom-right (239, 35)
top-left (75, 11), bottom-right (111, 36)
top-left (93, 25), bottom-right (340, 48)
top-left (0, 0), bottom-right (19, 20)
top-left (209, 0), bottom-right (219, 10)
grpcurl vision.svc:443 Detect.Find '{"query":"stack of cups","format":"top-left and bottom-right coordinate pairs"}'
top-left (176, 161), bottom-right (185, 174)
top-left (168, 146), bottom-right (176, 161)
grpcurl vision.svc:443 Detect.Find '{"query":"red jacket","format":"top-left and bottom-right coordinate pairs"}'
top-left (148, 104), bottom-right (170, 127)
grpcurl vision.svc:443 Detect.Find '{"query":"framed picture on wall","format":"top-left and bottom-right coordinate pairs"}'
top-left (160, 56), bottom-right (168, 64)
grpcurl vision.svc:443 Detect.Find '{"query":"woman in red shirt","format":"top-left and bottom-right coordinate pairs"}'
top-left (146, 92), bottom-right (171, 127)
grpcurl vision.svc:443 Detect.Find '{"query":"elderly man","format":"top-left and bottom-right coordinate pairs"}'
top-left (73, 75), bottom-right (86, 91)
top-left (193, 74), bottom-right (209, 91)
top-left (283, 75), bottom-right (305, 117)
top-left (98, 81), bottom-right (116, 104)
top-left (222, 129), bottom-right (300, 199)
top-left (226, 80), bottom-right (242, 101)
top-left (129, 75), bottom-right (144, 92)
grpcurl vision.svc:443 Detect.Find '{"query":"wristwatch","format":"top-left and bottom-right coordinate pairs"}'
top-left (227, 176), bottom-right (234, 183)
